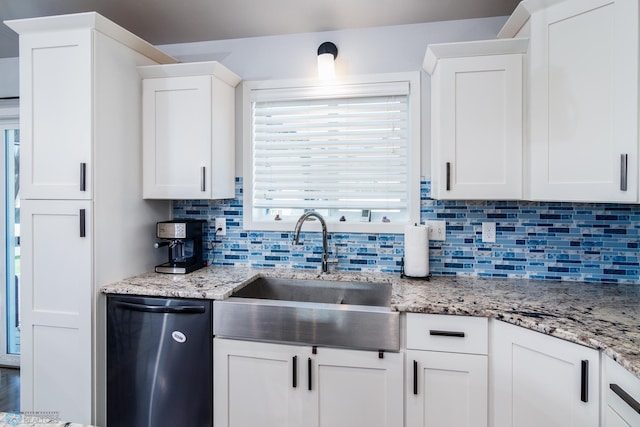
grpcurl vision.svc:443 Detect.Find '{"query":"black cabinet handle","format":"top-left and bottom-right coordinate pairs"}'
top-left (413, 360), bottom-right (418, 395)
top-left (201, 166), bottom-right (206, 192)
top-left (446, 162), bottom-right (451, 191)
top-left (430, 330), bottom-right (465, 338)
top-left (581, 360), bottom-right (589, 403)
top-left (79, 209), bottom-right (86, 237)
top-left (610, 384), bottom-right (640, 414)
top-left (308, 358), bottom-right (312, 391)
top-left (620, 154), bottom-right (628, 191)
top-left (80, 163), bottom-right (87, 192)
top-left (292, 356), bottom-right (297, 388)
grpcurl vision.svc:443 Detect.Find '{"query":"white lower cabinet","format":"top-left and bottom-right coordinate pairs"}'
top-left (603, 355), bottom-right (640, 427)
top-left (21, 200), bottom-right (93, 423)
top-left (214, 338), bottom-right (403, 427)
top-left (405, 314), bottom-right (489, 427)
top-left (492, 320), bottom-right (600, 427)
top-left (406, 350), bottom-right (488, 427)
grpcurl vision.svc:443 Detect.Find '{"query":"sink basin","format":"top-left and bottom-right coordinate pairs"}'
top-left (214, 277), bottom-right (399, 351)
top-left (231, 277), bottom-right (392, 307)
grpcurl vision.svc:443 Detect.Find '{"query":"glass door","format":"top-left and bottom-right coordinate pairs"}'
top-left (1, 122), bottom-right (20, 366)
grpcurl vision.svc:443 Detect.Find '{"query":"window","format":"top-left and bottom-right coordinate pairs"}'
top-left (243, 73), bottom-right (420, 233)
top-left (0, 98), bottom-right (20, 367)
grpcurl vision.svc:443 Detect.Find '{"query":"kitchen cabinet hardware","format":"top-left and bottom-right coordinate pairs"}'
top-left (581, 360), bottom-right (589, 403)
top-left (308, 358), bottom-right (312, 391)
top-left (610, 383), bottom-right (640, 414)
top-left (79, 209), bottom-right (86, 238)
top-left (200, 167), bottom-right (206, 192)
top-left (429, 330), bottom-right (465, 338)
top-left (620, 154), bottom-right (628, 191)
top-left (312, 346), bottom-right (317, 354)
top-left (445, 162), bottom-right (451, 191)
top-left (80, 163), bottom-right (87, 192)
top-left (413, 360), bottom-right (418, 395)
top-left (379, 351), bottom-right (384, 359)
top-left (111, 300), bottom-right (206, 314)
top-left (293, 356), bottom-right (298, 388)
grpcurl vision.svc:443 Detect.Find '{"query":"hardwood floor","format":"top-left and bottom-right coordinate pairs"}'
top-left (0, 368), bottom-right (19, 413)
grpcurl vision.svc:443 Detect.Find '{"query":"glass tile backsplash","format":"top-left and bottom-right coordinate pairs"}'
top-left (173, 178), bottom-right (640, 284)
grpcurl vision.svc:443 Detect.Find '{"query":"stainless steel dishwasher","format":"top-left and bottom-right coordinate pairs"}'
top-left (106, 294), bottom-right (213, 427)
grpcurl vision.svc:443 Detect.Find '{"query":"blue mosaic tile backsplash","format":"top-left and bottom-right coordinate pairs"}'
top-left (173, 178), bottom-right (640, 284)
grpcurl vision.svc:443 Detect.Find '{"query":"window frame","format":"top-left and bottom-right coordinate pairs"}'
top-left (242, 72), bottom-right (421, 233)
top-left (0, 98), bottom-right (20, 367)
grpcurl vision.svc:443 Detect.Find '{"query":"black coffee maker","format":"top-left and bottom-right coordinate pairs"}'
top-left (154, 219), bottom-right (207, 274)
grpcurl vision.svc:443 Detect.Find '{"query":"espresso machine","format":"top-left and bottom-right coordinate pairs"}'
top-left (154, 219), bottom-right (207, 274)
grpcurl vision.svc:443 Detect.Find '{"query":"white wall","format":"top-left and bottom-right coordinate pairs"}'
top-left (157, 16), bottom-right (509, 177)
top-left (0, 57), bottom-right (19, 98)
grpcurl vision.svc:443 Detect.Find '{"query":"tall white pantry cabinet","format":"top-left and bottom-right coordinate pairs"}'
top-left (5, 13), bottom-right (175, 424)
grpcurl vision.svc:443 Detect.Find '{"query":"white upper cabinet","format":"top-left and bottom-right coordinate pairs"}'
top-left (139, 61), bottom-right (241, 200)
top-left (17, 30), bottom-right (93, 200)
top-left (424, 39), bottom-right (527, 200)
top-left (501, 0), bottom-right (639, 202)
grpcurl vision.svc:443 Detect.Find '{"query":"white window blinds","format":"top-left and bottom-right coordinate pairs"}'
top-left (251, 83), bottom-right (410, 211)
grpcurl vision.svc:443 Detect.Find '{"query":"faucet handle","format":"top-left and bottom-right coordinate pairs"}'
top-left (327, 247), bottom-right (339, 265)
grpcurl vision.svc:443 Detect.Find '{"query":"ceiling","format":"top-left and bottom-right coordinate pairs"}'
top-left (0, 0), bottom-right (520, 59)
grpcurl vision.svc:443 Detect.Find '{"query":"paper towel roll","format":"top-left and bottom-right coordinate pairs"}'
top-left (404, 224), bottom-right (429, 277)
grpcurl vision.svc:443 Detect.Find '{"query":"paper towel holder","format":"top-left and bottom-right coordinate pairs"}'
top-left (400, 257), bottom-right (431, 280)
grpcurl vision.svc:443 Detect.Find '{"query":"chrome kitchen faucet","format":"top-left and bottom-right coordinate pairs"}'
top-left (293, 211), bottom-right (331, 273)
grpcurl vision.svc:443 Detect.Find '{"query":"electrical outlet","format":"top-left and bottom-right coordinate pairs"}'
top-left (426, 220), bottom-right (446, 241)
top-left (214, 217), bottom-right (226, 236)
top-left (482, 222), bottom-right (496, 243)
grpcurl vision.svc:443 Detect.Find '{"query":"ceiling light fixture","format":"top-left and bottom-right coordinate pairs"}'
top-left (317, 41), bottom-right (338, 80)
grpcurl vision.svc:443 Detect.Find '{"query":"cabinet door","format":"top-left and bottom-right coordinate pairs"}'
top-left (432, 54), bottom-right (523, 200)
top-left (214, 338), bottom-right (303, 427)
top-left (603, 355), bottom-right (640, 427)
top-left (307, 347), bottom-right (403, 427)
top-left (20, 200), bottom-right (93, 424)
top-left (528, 0), bottom-right (638, 202)
top-left (406, 350), bottom-right (487, 427)
top-left (492, 321), bottom-right (600, 427)
top-left (19, 30), bottom-right (93, 200)
top-left (142, 75), bottom-right (213, 199)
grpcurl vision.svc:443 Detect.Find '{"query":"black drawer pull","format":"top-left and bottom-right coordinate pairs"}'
top-left (79, 209), bottom-right (86, 238)
top-left (308, 358), bottom-right (312, 391)
top-left (292, 356), bottom-right (297, 388)
top-left (446, 162), bottom-right (451, 191)
top-left (429, 330), bottom-right (465, 338)
top-left (413, 360), bottom-right (418, 395)
top-left (80, 163), bottom-right (87, 191)
top-left (610, 384), bottom-right (640, 414)
top-left (581, 360), bottom-right (589, 403)
top-left (620, 154), bottom-right (628, 191)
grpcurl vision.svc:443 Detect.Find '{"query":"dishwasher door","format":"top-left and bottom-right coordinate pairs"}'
top-left (107, 295), bottom-right (213, 427)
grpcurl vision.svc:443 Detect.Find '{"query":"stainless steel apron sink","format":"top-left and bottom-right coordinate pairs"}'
top-left (214, 277), bottom-right (400, 351)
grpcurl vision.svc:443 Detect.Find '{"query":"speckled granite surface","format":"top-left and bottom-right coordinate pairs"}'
top-left (101, 266), bottom-right (640, 379)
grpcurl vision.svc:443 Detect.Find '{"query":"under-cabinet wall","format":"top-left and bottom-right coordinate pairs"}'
top-left (174, 178), bottom-right (640, 284)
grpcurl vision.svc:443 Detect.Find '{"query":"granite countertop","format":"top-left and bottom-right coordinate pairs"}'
top-left (101, 266), bottom-right (640, 379)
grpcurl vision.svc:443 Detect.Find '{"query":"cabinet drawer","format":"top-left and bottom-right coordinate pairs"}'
top-left (604, 355), bottom-right (640, 426)
top-left (406, 314), bottom-right (488, 355)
